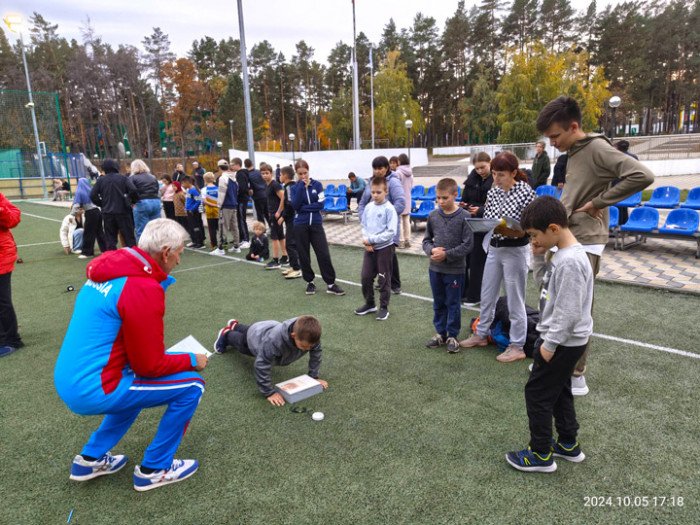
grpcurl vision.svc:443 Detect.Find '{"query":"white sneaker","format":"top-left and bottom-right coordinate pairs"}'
top-left (186, 242), bottom-right (195, 248)
top-left (133, 459), bottom-right (199, 492)
top-left (210, 248), bottom-right (225, 256)
top-left (78, 254), bottom-right (91, 259)
top-left (70, 452), bottom-right (128, 481)
top-left (528, 362), bottom-right (534, 372)
top-left (239, 241), bottom-right (251, 249)
top-left (227, 246), bottom-right (241, 253)
top-left (571, 375), bottom-right (589, 396)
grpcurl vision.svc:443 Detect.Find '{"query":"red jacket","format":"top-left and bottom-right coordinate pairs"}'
top-left (0, 193), bottom-right (20, 275)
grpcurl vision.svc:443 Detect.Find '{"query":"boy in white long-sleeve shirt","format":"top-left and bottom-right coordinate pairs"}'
top-left (506, 196), bottom-right (593, 473)
top-left (355, 177), bottom-right (398, 321)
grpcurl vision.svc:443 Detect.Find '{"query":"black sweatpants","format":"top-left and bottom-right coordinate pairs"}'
top-left (103, 213), bottom-right (136, 251)
top-left (238, 199), bottom-right (250, 242)
top-left (81, 207), bottom-right (106, 256)
top-left (207, 217), bottom-right (219, 248)
top-left (391, 250), bottom-right (401, 290)
top-left (463, 232), bottom-right (486, 302)
top-left (526, 343), bottom-right (587, 454)
top-left (284, 216), bottom-right (300, 270)
top-left (187, 211), bottom-right (205, 245)
top-left (295, 222), bottom-right (336, 285)
top-left (0, 272), bottom-right (21, 347)
top-left (224, 323), bottom-right (252, 355)
top-left (253, 198), bottom-right (269, 226)
top-left (163, 201), bottom-right (175, 220)
top-left (362, 245), bottom-right (394, 308)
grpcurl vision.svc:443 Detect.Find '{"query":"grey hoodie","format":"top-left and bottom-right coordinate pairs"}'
top-left (358, 171), bottom-right (406, 245)
top-left (422, 207), bottom-right (473, 274)
top-left (246, 318), bottom-right (321, 396)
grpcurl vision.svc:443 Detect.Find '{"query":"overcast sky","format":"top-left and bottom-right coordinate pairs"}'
top-left (5, 0), bottom-right (627, 62)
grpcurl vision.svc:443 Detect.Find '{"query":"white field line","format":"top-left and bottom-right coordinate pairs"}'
top-left (16, 240), bottom-right (61, 248)
top-left (18, 211), bottom-right (700, 361)
top-left (21, 212), bottom-right (62, 223)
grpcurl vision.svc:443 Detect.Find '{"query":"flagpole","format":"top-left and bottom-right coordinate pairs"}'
top-left (351, 0), bottom-right (361, 150)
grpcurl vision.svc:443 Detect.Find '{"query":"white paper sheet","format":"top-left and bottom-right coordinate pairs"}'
top-left (166, 335), bottom-right (212, 358)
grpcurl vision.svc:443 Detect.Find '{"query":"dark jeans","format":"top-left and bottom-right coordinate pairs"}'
top-left (253, 199), bottom-right (269, 226)
top-left (186, 211), bottom-right (205, 245)
top-left (206, 217), bottom-right (219, 247)
top-left (362, 245), bottom-right (394, 308)
top-left (429, 270), bottom-right (464, 339)
top-left (348, 190), bottom-right (363, 207)
top-left (103, 213), bottom-right (136, 251)
top-left (0, 272), bottom-right (21, 347)
top-left (81, 207), bottom-right (106, 256)
top-left (463, 232), bottom-right (486, 302)
top-left (163, 201), bottom-right (175, 220)
top-left (224, 323), bottom-right (252, 355)
top-left (238, 199), bottom-right (250, 242)
top-left (526, 343), bottom-right (587, 454)
top-left (284, 217), bottom-right (300, 270)
top-left (391, 250), bottom-right (401, 290)
top-left (175, 216), bottom-right (188, 231)
top-left (295, 222), bottom-right (336, 285)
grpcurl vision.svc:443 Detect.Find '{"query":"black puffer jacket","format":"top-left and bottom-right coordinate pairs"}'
top-left (460, 169), bottom-right (493, 217)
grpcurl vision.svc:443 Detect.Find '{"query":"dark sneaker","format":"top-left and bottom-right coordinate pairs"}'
top-left (505, 447), bottom-right (557, 473)
top-left (446, 337), bottom-right (460, 354)
top-left (552, 441), bottom-right (586, 463)
top-left (391, 287), bottom-right (402, 295)
top-left (0, 345), bottom-right (19, 358)
top-left (265, 260), bottom-right (281, 270)
top-left (279, 256), bottom-right (289, 267)
top-left (425, 334), bottom-right (445, 349)
top-left (326, 283), bottom-right (346, 296)
top-left (133, 459), bottom-right (199, 492)
top-left (70, 452), bottom-right (128, 481)
top-left (375, 308), bottom-right (389, 321)
top-left (305, 282), bottom-right (317, 295)
top-left (214, 319), bottom-right (237, 354)
top-left (354, 304), bottom-right (377, 316)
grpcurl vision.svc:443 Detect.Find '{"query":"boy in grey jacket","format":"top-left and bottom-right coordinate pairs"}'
top-left (213, 316), bottom-right (328, 406)
top-left (422, 178), bottom-right (473, 354)
top-left (506, 196), bottom-right (593, 473)
top-left (355, 177), bottom-right (398, 321)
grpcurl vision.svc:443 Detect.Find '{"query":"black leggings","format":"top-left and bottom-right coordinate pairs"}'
top-left (81, 207), bottom-right (106, 256)
top-left (295, 222), bottom-right (336, 285)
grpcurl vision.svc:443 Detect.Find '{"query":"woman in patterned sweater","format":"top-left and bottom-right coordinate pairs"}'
top-left (460, 152), bottom-right (536, 362)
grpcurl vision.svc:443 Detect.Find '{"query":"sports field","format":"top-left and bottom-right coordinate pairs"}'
top-left (2, 201), bottom-right (699, 524)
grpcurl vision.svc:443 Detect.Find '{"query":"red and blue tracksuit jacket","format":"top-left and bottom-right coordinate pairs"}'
top-left (54, 247), bottom-right (200, 415)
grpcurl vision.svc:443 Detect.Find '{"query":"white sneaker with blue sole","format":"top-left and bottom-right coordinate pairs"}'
top-left (133, 459), bottom-right (199, 492)
top-left (70, 452), bottom-right (128, 481)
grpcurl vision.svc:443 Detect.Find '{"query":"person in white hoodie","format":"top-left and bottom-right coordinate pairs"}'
top-left (395, 153), bottom-right (414, 248)
top-left (355, 177), bottom-right (398, 321)
top-left (59, 209), bottom-right (84, 255)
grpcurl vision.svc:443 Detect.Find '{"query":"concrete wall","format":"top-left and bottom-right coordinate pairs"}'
top-left (227, 148), bottom-right (429, 181)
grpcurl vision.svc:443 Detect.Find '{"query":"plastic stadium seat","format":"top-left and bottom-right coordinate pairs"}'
top-left (411, 199), bottom-right (420, 213)
top-left (620, 207), bottom-right (659, 233)
top-left (410, 200), bottom-right (434, 220)
top-left (331, 196), bottom-right (348, 212)
top-left (336, 184), bottom-right (347, 196)
top-left (324, 184), bottom-right (337, 197)
top-left (658, 209), bottom-right (699, 236)
top-left (323, 197), bottom-right (335, 211)
top-left (411, 185), bottom-right (426, 199)
top-left (680, 187), bottom-right (700, 210)
top-left (424, 185), bottom-right (436, 200)
top-left (644, 186), bottom-right (681, 209)
top-left (608, 205), bottom-right (619, 229)
top-left (535, 185), bottom-right (558, 197)
top-left (457, 186), bottom-right (462, 200)
top-left (616, 192), bottom-right (642, 208)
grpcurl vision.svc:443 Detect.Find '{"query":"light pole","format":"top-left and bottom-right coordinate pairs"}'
top-left (405, 119), bottom-right (413, 163)
top-left (161, 146), bottom-right (167, 158)
top-left (289, 133), bottom-right (296, 163)
top-left (369, 43), bottom-right (375, 150)
top-left (237, 0), bottom-right (255, 164)
top-left (229, 119), bottom-right (234, 150)
top-left (609, 95), bottom-right (621, 139)
top-left (4, 14), bottom-right (48, 199)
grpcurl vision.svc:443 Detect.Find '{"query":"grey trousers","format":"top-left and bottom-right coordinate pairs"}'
top-left (476, 244), bottom-right (529, 347)
top-left (219, 207), bottom-right (240, 248)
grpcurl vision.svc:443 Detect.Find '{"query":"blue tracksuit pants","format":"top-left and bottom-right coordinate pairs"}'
top-left (429, 270), bottom-right (465, 339)
top-left (80, 371), bottom-right (204, 470)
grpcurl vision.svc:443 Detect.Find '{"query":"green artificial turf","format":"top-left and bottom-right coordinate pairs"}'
top-left (1, 201), bottom-right (699, 524)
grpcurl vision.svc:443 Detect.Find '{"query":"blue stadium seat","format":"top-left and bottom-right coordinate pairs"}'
top-left (411, 199), bottom-right (420, 213)
top-left (644, 186), bottom-right (681, 209)
top-left (323, 197), bottom-right (335, 211)
top-left (680, 187), bottom-right (700, 210)
top-left (535, 185), bottom-right (558, 197)
top-left (616, 192), bottom-right (642, 208)
top-left (608, 205), bottom-right (619, 229)
top-left (330, 196), bottom-right (348, 212)
top-left (424, 185), bottom-right (436, 200)
top-left (336, 184), bottom-right (347, 196)
top-left (457, 186), bottom-right (462, 200)
top-left (620, 207), bottom-right (659, 233)
top-left (324, 184), bottom-right (337, 197)
top-left (411, 200), bottom-right (435, 220)
top-left (411, 185), bottom-right (426, 199)
top-left (658, 209), bottom-right (699, 236)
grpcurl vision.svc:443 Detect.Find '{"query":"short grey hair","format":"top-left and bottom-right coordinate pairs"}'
top-left (130, 159), bottom-right (151, 175)
top-left (138, 218), bottom-right (189, 255)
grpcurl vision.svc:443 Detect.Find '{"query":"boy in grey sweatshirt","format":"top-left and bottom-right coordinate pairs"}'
top-left (505, 196), bottom-right (593, 473)
top-left (213, 316), bottom-right (328, 406)
top-left (355, 177), bottom-right (398, 321)
top-left (422, 178), bottom-right (473, 353)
